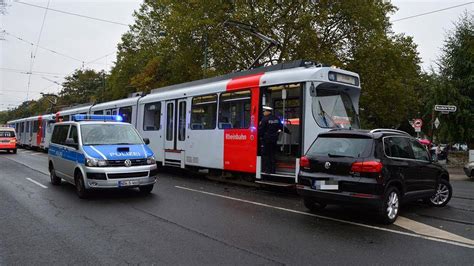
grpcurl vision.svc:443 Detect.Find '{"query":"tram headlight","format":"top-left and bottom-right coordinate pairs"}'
top-left (328, 72), bottom-right (336, 81)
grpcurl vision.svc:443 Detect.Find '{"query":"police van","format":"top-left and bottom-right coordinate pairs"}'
top-left (48, 115), bottom-right (158, 198)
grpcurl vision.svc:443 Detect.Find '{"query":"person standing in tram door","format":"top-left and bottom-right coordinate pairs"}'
top-left (259, 106), bottom-right (283, 174)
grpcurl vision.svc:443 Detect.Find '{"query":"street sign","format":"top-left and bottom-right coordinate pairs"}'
top-left (434, 105), bottom-right (457, 112)
top-left (434, 118), bottom-right (440, 128)
top-left (413, 118), bottom-right (423, 128)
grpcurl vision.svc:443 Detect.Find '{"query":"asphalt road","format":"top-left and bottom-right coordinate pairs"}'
top-left (0, 149), bottom-right (473, 265)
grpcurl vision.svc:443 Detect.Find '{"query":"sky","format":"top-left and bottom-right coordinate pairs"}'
top-left (0, 0), bottom-right (473, 111)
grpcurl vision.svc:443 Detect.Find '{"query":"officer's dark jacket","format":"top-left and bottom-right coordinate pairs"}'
top-left (259, 114), bottom-right (283, 143)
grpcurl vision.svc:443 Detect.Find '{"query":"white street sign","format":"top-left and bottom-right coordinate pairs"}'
top-left (434, 105), bottom-right (457, 112)
top-left (434, 118), bottom-right (440, 128)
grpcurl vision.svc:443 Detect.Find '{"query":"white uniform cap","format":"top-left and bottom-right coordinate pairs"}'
top-left (262, 106), bottom-right (273, 111)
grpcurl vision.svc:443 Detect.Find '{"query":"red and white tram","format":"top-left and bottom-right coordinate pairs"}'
top-left (8, 60), bottom-right (361, 184)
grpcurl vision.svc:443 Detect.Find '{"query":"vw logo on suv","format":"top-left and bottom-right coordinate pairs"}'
top-left (124, 159), bottom-right (132, 167)
top-left (324, 162), bottom-right (331, 169)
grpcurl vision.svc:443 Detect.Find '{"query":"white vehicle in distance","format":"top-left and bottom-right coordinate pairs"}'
top-left (48, 115), bottom-right (158, 198)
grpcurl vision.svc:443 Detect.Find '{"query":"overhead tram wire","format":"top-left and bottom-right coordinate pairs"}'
top-left (14, 0), bottom-right (129, 27)
top-left (26, 0), bottom-right (51, 102)
top-left (392, 1), bottom-right (474, 22)
top-left (3, 31), bottom-right (84, 63)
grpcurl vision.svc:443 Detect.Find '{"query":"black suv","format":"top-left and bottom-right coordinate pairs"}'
top-left (296, 129), bottom-right (452, 224)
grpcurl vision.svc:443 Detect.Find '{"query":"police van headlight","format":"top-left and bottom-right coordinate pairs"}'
top-left (86, 158), bottom-right (107, 167)
top-left (146, 156), bottom-right (156, 165)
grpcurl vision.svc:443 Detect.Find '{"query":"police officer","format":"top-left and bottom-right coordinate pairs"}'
top-left (259, 106), bottom-right (283, 174)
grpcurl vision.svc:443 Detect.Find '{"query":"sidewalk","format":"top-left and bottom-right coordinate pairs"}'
top-left (447, 165), bottom-right (470, 181)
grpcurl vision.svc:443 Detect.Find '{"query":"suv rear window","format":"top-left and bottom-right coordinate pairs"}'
top-left (307, 135), bottom-right (372, 158)
top-left (0, 131), bottom-right (15, 137)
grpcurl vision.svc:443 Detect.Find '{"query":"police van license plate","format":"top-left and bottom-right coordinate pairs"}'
top-left (314, 180), bottom-right (338, 190)
top-left (118, 180), bottom-right (139, 187)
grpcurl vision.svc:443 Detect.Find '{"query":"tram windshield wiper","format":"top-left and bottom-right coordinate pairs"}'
top-left (318, 100), bottom-right (339, 128)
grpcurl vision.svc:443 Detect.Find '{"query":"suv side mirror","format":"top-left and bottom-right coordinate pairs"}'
top-left (65, 138), bottom-right (78, 149)
top-left (143, 138), bottom-right (150, 145)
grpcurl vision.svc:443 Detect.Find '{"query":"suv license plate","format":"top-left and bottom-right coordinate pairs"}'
top-left (118, 180), bottom-right (139, 187)
top-left (314, 180), bottom-right (338, 190)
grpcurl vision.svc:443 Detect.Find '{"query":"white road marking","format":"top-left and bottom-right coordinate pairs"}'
top-left (394, 216), bottom-right (474, 245)
top-left (175, 185), bottom-right (474, 249)
top-left (26, 178), bottom-right (48, 189)
top-left (30, 152), bottom-right (44, 156)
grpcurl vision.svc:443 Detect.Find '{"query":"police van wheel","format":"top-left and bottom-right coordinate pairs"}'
top-left (50, 167), bottom-right (61, 186)
top-left (75, 172), bottom-right (89, 199)
top-left (139, 185), bottom-right (154, 194)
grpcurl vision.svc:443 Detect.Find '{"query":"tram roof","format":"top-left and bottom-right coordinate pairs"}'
top-left (150, 59), bottom-right (322, 94)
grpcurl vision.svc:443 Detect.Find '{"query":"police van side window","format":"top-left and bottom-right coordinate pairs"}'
top-left (383, 137), bottom-right (414, 159)
top-left (218, 90), bottom-right (251, 129)
top-left (69, 125), bottom-right (78, 144)
top-left (143, 102), bottom-right (161, 131)
top-left (51, 125), bottom-right (70, 145)
top-left (119, 106), bottom-right (133, 123)
top-left (191, 94), bottom-right (217, 130)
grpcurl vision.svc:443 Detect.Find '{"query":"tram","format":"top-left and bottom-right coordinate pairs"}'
top-left (8, 60), bottom-right (361, 185)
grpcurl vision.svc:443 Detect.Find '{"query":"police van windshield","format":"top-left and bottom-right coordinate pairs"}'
top-left (0, 131), bottom-right (15, 137)
top-left (312, 86), bottom-right (360, 129)
top-left (81, 124), bottom-right (143, 145)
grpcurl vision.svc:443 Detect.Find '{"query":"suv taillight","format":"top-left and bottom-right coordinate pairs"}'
top-left (300, 156), bottom-right (310, 169)
top-left (351, 161), bottom-right (383, 173)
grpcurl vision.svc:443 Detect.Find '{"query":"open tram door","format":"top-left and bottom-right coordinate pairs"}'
top-left (257, 83), bottom-right (303, 185)
top-left (163, 98), bottom-right (187, 168)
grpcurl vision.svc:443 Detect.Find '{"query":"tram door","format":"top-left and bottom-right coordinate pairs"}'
top-left (164, 99), bottom-right (187, 167)
top-left (260, 83), bottom-right (303, 177)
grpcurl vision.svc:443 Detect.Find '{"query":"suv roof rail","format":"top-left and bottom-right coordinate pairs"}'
top-left (369, 128), bottom-right (411, 136)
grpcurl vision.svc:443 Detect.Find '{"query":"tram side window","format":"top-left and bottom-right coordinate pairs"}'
top-left (93, 110), bottom-right (103, 115)
top-left (26, 121), bottom-right (30, 133)
top-left (166, 103), bottom-right (174, 141)
top-left (119, 106), bottom-right (133, 123)
top-left (33, 120), bottom-right (39, 133)
top-left (143, 102), bottom-right (161, 131)
top-left (191, 94), bottom-right (217, 130)
top-left (218, 90), bottom-right (251, 129)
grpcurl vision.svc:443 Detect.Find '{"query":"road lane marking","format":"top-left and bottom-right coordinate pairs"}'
top-left (394, 216), bottom-right (474, 245)
top-left (26, 178), bottom-right (48, 189)
top-left (175, 185), bottom-right (474, 249)
top-left (31, 152), bottom-right (44, 156)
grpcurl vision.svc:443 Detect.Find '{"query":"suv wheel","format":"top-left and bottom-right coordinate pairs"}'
top-left (50, 166), bottom-right (61, 185)
top-left (428, 179), bottom-right (452, 207)
top-left (303, 197), bottom-right (327, 212)
top-left (75, 172), bottom-right (89, 199)
top-left (378, 187), bottom-right (400, 224)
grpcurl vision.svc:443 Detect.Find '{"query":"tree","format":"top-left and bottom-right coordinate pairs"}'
top-left (422, 13), bottom-right (473, 146)
top-left (58, 69), bottom-right (106, 107)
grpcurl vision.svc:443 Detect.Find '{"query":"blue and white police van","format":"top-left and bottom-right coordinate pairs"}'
top-left (48, 115), bottom-right (158, 198)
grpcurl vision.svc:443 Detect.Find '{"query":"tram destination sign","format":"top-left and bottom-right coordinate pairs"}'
top-left (434, 105), bottom-right (457, 113)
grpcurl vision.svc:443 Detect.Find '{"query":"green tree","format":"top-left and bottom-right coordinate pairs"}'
top-left (422, 13), bottom-right (473, 146)
top-left (58, 69), bottom-right (107, 107)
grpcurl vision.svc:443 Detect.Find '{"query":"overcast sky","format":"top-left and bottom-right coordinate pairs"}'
top-left (1, 0), bottom-right (472, 111)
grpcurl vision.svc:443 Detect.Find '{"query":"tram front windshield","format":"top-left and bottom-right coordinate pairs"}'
top-left (312, 87), bottom-right (360, 129)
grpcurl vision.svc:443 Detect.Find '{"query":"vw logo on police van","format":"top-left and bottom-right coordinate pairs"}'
top-left (124, 159), bottom-right (132, 167)
top-left (324, 162), bottom-right (331, 169)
